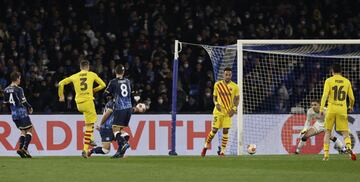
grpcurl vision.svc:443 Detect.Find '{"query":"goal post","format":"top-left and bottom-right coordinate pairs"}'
top-left (237, 41), bottom-right (243, 155)
top-left (172, 39), bottom-right (360, 155)
top-left (171, 40), bottom-right (239, 155)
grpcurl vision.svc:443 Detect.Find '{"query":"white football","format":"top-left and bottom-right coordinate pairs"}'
top-left (247, 144), bottom-right (256, 155)
top-left (136, 103), bottom-right (146, 113)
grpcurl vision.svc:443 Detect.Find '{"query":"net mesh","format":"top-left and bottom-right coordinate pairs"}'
top-left (178, 42), bottom-right (360, 155)
top-left (242, 48), bottom-right (360, 154)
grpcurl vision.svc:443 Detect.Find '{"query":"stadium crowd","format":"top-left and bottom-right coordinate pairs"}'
top-left (1, 0), bottom-right (360, 113)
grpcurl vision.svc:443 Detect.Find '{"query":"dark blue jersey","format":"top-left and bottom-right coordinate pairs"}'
top-left (104, 78), bottom-right (132, 110)
top-left (3, 85), bottom-right (30, 120)
top-left (101, 101), bottom-right (114, 129)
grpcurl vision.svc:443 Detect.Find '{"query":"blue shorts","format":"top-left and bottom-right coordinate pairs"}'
top-left (100, 128), bottom-right (114, 142)
top-left (113, 109), bottom-right (132, 127)
top-left (14, 116), bottom-right (32, 130)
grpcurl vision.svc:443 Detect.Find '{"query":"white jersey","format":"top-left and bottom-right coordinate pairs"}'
top-left (303, 108), bottom-right (326, 132)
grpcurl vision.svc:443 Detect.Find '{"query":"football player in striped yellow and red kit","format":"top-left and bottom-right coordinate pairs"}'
top-left (201, 67), bottom-right (239, 157)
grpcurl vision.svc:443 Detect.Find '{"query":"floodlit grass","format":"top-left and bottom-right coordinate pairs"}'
top-left (0, 155), bottom-right (359, 182)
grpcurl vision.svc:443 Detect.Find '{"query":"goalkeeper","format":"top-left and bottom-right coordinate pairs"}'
top-left (295, 100), bottom-right (345, 154)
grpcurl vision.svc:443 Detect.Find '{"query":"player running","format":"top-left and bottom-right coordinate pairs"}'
top-left (295, 100), bottom-right (345, 154)
top-left (104, 64), bottom-right (134, 158)
top-left (58, 60), bottom-right (106, 158)
top-left (3, 72), bottom-right (34, 158)
top-left (320, 64), bottom-right (356, 161)
top-left (201, 67), bottom-right (239, 157)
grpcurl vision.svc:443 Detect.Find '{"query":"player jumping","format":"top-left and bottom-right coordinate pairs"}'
top-left (295, 100), bottom-right (345, 154)
top-left (3, 72), bottom-right (34, 158)
top-left (58, 60), bottom-right (106, 158)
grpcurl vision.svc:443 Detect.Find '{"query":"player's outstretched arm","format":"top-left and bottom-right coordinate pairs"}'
top-left (93, 74), bottom-right (106, 93)
top-left (58, 77), bottom-right (72, 102)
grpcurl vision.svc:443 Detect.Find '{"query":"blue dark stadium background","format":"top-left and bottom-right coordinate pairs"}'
top-left (1, 0), bottom-right (360, 114)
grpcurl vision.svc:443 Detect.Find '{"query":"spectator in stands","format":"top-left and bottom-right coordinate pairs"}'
top-left (1, 0), bottom-right (360, 114)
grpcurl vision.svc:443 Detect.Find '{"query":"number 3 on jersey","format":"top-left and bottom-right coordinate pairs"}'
top-left (80, 78), bottom-right (88, 91)
top-left (120, 84), bottom-right (129, 97)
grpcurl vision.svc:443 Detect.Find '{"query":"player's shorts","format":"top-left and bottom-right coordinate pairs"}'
top-left (100, 128), bottom-right (114, 142)
top-left (113, 108), bottom-right (132, 127)
top-left (13, 116), bottom-right (32, 130)
top-left (310, 121), bottom-right (325, 134)
top-left (212, 114), bottom-right (232, 129)
top-left (324, 112), bottom-right (348, 131)
top-left (76, 100), bottom-right (97, 124)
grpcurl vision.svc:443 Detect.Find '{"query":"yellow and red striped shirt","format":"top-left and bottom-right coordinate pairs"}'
top-left (213, 80), bottom-right (239, 115)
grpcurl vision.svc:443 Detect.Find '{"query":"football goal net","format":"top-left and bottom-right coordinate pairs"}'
top-left (171, 40), bottom-right (360, 155)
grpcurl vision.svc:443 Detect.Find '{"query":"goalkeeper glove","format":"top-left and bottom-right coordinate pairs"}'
top-left (300, 128), bottom-right (307, 135)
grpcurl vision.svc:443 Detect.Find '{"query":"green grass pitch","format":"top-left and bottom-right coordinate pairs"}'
top-left (0, 155), bottom-right (359, 182)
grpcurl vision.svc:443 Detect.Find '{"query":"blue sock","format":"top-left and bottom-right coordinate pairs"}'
top-left (19, 135), bottom-right (25, 149)
top-left (24, 134), bottom-right (32, 150)
top-left (115, 133), bottom-right (125, 152)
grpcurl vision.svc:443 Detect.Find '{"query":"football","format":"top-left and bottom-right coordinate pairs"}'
top-left (247, 144), bottom-right (256, 155)
top-left (136, 103), bottom-right (146, 113)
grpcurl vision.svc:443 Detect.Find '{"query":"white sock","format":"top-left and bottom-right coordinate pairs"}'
top-left (334, 138), bottom-right (344, 150)
top-left (297, 141), bottom-right (306, 152)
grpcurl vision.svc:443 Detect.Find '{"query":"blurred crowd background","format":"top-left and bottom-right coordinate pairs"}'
top-left (1, 0), bottom-right (360, 113)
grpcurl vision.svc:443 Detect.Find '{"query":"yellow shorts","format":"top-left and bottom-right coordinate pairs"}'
top-left (324, 112), bottom-right (348, 131)
top-left (212, 114), bottom-right (232, 129)
top-left (76, 100), bottom-right (97, 124)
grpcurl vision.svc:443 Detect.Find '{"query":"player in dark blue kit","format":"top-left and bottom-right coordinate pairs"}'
top-left (87, 100), bottom-right (130, 157)
top-left (3, 72), bottom-right (34, 158)
top-left (104, 64), bottom-right (134, 158)
top-left (87, 99), bottom-right (144, 157)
